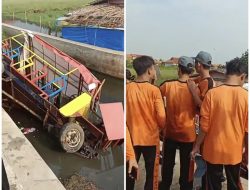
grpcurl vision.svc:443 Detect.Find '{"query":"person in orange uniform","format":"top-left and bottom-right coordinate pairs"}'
top-left (187, 51), bottom-right (217, 189)
top-left (126, 56), bottom-right (166, 190)
top-left (187, 51), bottom-right (215, 107)
top-left (126, 126), bottom-right (138, 189)
top-left (160, 56), bottom-right (196, 190)
top-left (191, 58), bottom-right (248, 190)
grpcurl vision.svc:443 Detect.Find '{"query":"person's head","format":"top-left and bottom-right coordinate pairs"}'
top-left (194, 51), bottom-right (212, 74)
top-left (226, 57), bottom-right (248, 86)
top-left (133, 56), bottom-right (156, 81)
top-left (178, 56), bottom-right (194, 76)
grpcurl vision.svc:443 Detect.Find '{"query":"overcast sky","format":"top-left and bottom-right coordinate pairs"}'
top-left (126, 0), bottom-right (248, 64)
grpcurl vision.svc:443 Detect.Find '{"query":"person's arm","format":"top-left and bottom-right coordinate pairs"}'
top-left (191, 93), bottom-right (211, 159)
top-left (243, 110), bottom-right (248, 165)
top-left (159, 84), bottom-right (167, 108)
top-left (191, 130), bottom-right (206, 159)
top-left (126, 127), bottom-right (138, 173)
top-left (187, 79), bottom-right (202, 107)
top-left (243, 133), bottom-right (248, 166)
top-left (154, 88), bottom-right (167, 129)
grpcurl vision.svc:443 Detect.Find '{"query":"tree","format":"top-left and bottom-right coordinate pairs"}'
top-left (240, 50), bottom-right (248, 65)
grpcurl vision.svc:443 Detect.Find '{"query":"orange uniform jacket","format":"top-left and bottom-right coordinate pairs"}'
top-left (126, 82), bottom-right (166, 146)
top-left (194, 77), bottom-right (215, 101)
top-left (160, 80), bottom-right (197, 142)
top-left (200, 85), bottom-right (248, 165)
top-left (126, 126), bottom-right (135, 161)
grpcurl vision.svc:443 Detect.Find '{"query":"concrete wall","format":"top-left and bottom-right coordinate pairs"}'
top-left (2, 109), bottom-right (65, 190)
top-left (3, 23), bottom-right (124, 79)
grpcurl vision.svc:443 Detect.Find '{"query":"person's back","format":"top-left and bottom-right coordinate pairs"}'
top-left (160, 56), bottom-right (196, 190)
top-left (201, 85), bottom-right (248, 164)
top-left (126, 82), bottom-right (165, 145)
top-left (126, 55), bottom-right (166, 190)
top-left (191, 57), bottom-right (248, 190)
top-left (160, 80), bottom-right (196, 142)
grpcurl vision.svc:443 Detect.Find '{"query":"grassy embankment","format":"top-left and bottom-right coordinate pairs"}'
top-left (2, 0), bottom-right (92, 30)
top-left (127, 64), bottom-right (178, 86)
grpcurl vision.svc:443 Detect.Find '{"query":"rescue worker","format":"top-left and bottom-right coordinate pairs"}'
top-left (191, 57), bottom-right (248, 190)
top-left (126, 126), bottom-right (138, 189)
top-left (160, 56), bottom-right (197, 190)
top-left (126, 55), bottom-right (166, 190)
top-left (187, 51), bottom-right (218, 188)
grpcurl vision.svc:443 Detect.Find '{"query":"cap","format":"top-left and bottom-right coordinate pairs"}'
top-left (178, 56), bottom-right (194, 68)
top-left (195, 51), bottom-right (212, 66)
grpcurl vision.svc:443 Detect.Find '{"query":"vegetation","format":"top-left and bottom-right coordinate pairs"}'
top-left (240, 50), bottom-right (248, 65)
top-left (127, 64), bottom-right (178, 86)
top-left (2, 0), bottom-right (92, 30)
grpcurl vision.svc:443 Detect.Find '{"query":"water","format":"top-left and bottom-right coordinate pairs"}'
top-left (6, 106), bottom-right (124, 190)
top-left (3, 20), bottom-right (61, 36)
top-left (92, 71), bottom-right (124, 103)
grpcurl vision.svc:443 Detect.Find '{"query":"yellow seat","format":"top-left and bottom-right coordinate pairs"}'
top-left (59, 93), bottom-right (92, 117)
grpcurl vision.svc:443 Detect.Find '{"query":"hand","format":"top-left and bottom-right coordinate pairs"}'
top-left (128, 159), bottom-right (138, 174)
top-left (190, 145), bottom-right (200, 160)
top-left (242, 150), bottom-right (248, 166)
top-left (187, 79), bottom-right (197, 94)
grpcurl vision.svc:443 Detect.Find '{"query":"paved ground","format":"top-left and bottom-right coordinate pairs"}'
top-left (2, 109), bottom-right (65, 190)
top-left (135, 149), bottom-right (248, 190)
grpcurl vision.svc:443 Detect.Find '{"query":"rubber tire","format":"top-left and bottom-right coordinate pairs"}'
top-left (59, 122), bottom-right (84, 153)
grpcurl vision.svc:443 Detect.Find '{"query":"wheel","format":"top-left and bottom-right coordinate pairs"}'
top-left (59, 122), bottom-right (84, 153)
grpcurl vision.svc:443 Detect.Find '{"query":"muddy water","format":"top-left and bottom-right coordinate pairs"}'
top-left (3, 20), bottom-right (61, 36)
top-left (6, 105), bottom-right (124, 190)
top-left (92, 71), bottom-right (124, 103)
top-left (4, 69), bottom-right (124, 190)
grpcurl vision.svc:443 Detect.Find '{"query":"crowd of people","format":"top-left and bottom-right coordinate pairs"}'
top-left (126, 51), bottom-right (248, 190)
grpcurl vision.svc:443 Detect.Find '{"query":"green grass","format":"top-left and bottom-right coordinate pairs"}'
top-left (2, 31), bottom-right (8, 39)
top-left (2, 0), bottom-right (93, 30)
top-left (157, 65), bottom-right (178, 85)
top-left (127, 64), bottom-right (178, 86)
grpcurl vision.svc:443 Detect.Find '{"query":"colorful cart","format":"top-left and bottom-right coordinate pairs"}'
top-left (2, 32), bottom-right (124, 155)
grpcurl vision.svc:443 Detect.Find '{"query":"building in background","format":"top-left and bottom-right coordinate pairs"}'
top-left (56, 0), bottom-right (124, 51)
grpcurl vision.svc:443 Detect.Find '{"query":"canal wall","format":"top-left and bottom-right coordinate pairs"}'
top-left (2, 109), bottom-right (66, 190)
top-left (2, 23), bottom-right (124, 79)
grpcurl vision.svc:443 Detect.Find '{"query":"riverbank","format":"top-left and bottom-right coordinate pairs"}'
top-left (2, 109), bottom-right (66, 190)
top-left (2, 0), bottom-right (92, 30)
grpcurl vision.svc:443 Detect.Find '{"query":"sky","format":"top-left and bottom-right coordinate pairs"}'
top-left (126, 0), bottom-right (248, 64)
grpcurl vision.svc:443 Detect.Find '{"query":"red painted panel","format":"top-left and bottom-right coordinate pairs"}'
top-left (100, 103), bottom-right (124, 140)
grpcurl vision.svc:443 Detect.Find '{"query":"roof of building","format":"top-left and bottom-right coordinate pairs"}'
top-left (65, 3), bottom-right (123, 28)
top-left (163, 57), bottom-right (179, 65)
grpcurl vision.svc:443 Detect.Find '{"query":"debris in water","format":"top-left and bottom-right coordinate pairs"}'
top-left (79, 145), bottom-right (99, 159)
top-left (62, 174), bottom-right (99, 190)
top-left (21, 128), bottom-right (36, 135)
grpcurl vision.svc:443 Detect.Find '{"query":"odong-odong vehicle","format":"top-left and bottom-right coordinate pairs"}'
top-left (2, 32), bottom-right (124, 156)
